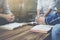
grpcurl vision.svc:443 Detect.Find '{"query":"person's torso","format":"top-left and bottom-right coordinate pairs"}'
top-left (0, 0), bottom-right (5, 13)
top-left (40, 0), bottom-right (57, 14)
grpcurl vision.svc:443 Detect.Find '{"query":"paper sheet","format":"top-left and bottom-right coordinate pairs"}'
top-left (31, 25), bottom-right (54, 32)
top-left (0, 22), bottom-right (27, 30)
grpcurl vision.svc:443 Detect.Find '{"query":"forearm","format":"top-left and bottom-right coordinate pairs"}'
top-left (37, 9), bottom-right (40, 17)
top-left (44, 9), bottom-right (51, 17)
top-left (0, 14), bottom-right (6, 18)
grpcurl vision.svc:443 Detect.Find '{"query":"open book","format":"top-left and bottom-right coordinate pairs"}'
top-left (0, 22), bottom-right (37, 30)
top-left (0, 22), bottom-right (27, 30)
top-left (30, 25), bottom-right (54, 33)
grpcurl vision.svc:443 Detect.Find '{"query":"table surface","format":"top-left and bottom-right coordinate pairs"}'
top-left (0, 25), bottom-right (50, 40)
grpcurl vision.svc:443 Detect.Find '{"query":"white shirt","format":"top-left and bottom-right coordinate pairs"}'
top-left (0, 0), bottom-right (11, 14)
top-left (37, 0), bottom-right (58, 13)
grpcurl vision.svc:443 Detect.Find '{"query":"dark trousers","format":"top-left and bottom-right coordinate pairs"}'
top-left (0, 18), bottom-right (9, 25)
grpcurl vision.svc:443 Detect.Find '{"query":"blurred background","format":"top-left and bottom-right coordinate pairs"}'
top-left (8, 0), bottom-right (60, 22)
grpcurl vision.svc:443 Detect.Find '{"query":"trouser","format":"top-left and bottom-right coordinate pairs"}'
top-left (0, 18), bottom-right (9, 25)
top-left (47, 12), bottom-right (60, 40)
top-left (0, 18), bottom-right (14, 25)
top-left (45, 12), bottom-right (60, 25)
top-left (52, 24), bottom-right (60, 40)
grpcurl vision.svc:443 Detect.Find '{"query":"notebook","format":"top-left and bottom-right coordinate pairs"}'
top-left (0, 22), bottom-right (27, 30)
top-left (30, 25), bottom-right (54, 33)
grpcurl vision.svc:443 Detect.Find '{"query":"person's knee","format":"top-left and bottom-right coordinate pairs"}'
top-left (52, 24), bottom-right (60, 34)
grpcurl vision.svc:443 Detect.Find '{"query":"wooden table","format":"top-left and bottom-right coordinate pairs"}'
top-left (0, 25), bottom-right (50, 40)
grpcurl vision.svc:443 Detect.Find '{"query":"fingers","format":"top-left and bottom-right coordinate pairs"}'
top-left (7, 14), bottom-right (15, 22)
top-left (36, 17), bottom-right (45, 24)
top-left (9, 16), bottom-right (15, 22)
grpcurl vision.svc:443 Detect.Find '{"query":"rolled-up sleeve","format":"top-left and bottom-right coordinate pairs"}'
top-left (3, 0), bottom-right (12, 14)
top-left (37, 0), bottom-right (42, 10)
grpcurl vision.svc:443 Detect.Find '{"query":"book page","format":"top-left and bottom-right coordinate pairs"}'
top-left (0, 22), bottom-right (27, 30)
top-left (30, 25), bottom-right (54, 33)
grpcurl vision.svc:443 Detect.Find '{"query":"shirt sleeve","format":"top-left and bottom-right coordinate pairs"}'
top-left (48, 0), bottom-right (57, 9)
top-left (37, 0), bottom-right (42, 10)
top-left (3, 0), bottom-right (12, 14)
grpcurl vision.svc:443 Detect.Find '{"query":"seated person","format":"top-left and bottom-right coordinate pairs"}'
top-left (36, 0), bottom-right (60, 25)
top-left (0, 0), bottom-right (15, 25)
top-left (36, 0), bottom-right (60, 40)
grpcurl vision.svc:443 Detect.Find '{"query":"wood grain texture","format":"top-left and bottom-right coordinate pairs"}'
top-left (0, 25), bottom-right (50, 40)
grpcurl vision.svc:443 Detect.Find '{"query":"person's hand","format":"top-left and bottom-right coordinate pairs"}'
top-left (40, 14), bottom-right (44, 17)
top-left (4, 13), bottom-right (15, 22)
top-left (36, 16), bottom-right (45, 25)
top-left (36, 16), bottom-right (41, 24)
